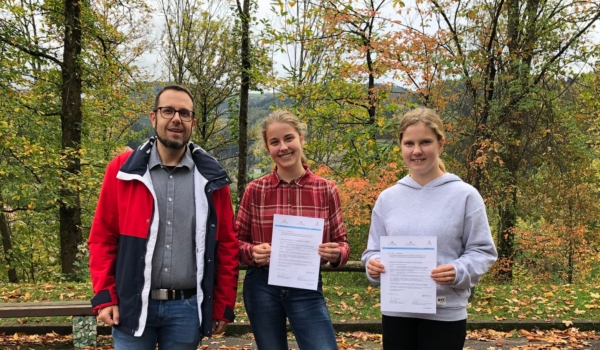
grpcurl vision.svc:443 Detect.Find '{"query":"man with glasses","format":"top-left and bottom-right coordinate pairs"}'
top-left (88, 84), bottom-right (239, 349)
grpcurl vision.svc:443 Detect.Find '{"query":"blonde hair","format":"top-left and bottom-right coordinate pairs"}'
top-left (398, 107), bottom-right (446, 172)
top-left (262, 110), bottom-right (308, 164)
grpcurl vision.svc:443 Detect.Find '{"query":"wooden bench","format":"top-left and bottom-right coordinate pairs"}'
top-left (0, 301), bottom-right (96, 348)
top-left (320, 260), bottom-right (364, 272)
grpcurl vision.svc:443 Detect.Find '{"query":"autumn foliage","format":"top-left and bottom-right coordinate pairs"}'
top-left (315, 162), bottom-right (406, 260)
top-left (0, 0), bottom-right (598, 286)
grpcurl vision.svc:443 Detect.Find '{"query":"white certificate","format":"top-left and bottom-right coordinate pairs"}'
top-left (380, 236), bottom-right (437, 314)
top-left (268, 214), bottom-right (323, 290)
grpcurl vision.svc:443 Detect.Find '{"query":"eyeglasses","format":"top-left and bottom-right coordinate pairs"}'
top-left (155, 107), bottom-right (195, 122)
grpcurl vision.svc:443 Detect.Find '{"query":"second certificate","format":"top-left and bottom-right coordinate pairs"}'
top-left (380, 236), bottom-right (437, 314)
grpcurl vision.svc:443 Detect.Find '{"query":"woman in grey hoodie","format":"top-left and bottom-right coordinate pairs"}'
top-left (361, 107), bottom-right (497, 349)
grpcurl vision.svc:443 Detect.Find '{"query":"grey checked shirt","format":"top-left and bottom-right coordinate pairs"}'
top-left (149, 144), bottom-right (197, 290)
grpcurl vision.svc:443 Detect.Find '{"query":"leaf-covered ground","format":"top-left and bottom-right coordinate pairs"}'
top-left (1, 282), bottom-right (600, 348)
top-left (0, 328), bottom-right (599, 349)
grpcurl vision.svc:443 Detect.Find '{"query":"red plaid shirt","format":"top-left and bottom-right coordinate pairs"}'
top-left (237, 166), bottom-right (350, 267)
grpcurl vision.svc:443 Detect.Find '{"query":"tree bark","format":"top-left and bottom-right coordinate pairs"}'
top-left (236, 0), bottom-right (250, 206)
top-left (60, 0), bottom-right (83, 279)
top-left (496, 189), bottom-right (517, 282)
top-left (0, 191), bottom-right (19, 283)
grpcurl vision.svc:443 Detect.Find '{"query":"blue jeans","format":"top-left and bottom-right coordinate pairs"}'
top-left (112, 295), bottom-right (202, 350)
top-left (243, 266), bottom-right (337, 350)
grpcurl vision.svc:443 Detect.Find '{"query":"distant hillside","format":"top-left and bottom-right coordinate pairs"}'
top-left (127, 85), bottom-right (409, 151)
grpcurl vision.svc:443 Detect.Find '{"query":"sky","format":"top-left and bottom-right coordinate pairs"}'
top-left (136, 0), bottom-right (600, 83)
top-left (136, 0), bottom-right (280, 80)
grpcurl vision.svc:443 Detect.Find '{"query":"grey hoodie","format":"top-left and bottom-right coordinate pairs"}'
top-left (361, 173), bottom-right (497, 321)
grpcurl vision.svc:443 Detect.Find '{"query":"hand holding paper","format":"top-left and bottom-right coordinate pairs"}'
top-left (367, 258), bottom-right (385, 279)
top-left (430, 264), bottom-right (456, 285)
top-left (318, 242), bottom-right (340, 264)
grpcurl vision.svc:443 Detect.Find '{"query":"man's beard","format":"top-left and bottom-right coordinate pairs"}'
top-left (154, 128), bottom-right (189, 149)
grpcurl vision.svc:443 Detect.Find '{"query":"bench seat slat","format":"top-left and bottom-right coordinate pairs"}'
top-left (0, 301), bottom-right (94, 318)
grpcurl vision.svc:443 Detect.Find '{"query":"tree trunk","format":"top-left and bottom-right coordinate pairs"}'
top-left (496, 203), bottom-right (516, 281)
top-left (0, 191), bottom-right (18, 283)
top-left (567, 203), bottom-right (574, 284)
top-left (567, 237), bottom-right (573, 284)
top-left (60, 0), bottom-right (83, 279)
top-left (236, 0), bottom-right (250, 206)
top-left (494, 0), bottom-right (523, 282)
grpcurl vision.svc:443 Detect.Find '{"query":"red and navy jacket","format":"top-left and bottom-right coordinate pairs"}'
top-left (88, 137), bottom-right (239, 338)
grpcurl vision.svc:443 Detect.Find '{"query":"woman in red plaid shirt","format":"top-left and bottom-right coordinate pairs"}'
top-left (237, 110), bottom-right (350, 350)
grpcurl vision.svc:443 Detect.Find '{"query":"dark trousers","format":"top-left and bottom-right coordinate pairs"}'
top-left (382, 315), bottom-right (466, 350)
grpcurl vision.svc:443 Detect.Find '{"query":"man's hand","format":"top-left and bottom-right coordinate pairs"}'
top-left (252, 243), bottom-right (271, 266)
top-left (367, 258), bottom-right (385, 279)
top-left (212, 320), bottom-right (228, 335)
top-left (98, 305), bottom-right (120, 326)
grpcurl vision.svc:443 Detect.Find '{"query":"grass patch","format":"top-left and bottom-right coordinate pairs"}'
top-left (1, 280), bottom-right (599, 325)
top-left (0, 282), bottom-right (93, 325)
top-left (235, 278), bottom-right (600, 323)
top-left (467, 283), bottom-right (600, 321)
top-left (0, 282), bottom-right (93, 302)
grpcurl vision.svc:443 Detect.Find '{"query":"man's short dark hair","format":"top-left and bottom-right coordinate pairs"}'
top-left (153, 84), bottom-right (194, 111)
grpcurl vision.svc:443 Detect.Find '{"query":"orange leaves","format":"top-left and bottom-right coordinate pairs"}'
top-left (327, 162), bottom-right (405, 227)
top-left (348, 331), bottom-right (381, 342)
top-left (335, 331), bottom-right (382, 349)
top-left (467, 328), bottom-right (600, 349)
top-left (0, 331), bottom-right (83, 348)
top-left (58, 292), bottom-right (76, 300)
top-left (513, 220), bottom-right (597, 284)
top-left (518, 328), bottom-right (600, 348)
